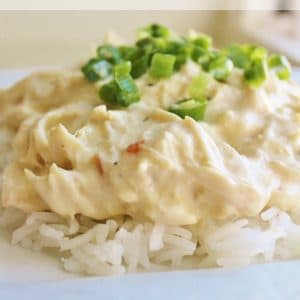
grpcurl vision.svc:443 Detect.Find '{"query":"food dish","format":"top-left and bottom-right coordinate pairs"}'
top-left (1, 24), bottom-right (300, 276)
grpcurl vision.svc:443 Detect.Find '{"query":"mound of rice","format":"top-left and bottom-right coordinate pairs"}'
top-left (1, 205), bottom-right (300, 276)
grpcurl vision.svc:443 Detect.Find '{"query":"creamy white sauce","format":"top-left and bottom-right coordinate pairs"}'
top-left (1, 61), bottom-right (300, 225)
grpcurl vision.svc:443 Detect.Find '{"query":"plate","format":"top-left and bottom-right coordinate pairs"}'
top-left (1, 69), bottom-right (300, 300)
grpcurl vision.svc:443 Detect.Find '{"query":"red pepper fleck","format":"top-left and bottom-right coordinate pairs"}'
top-left (94, 154), bottom-right (104, 175)
top-left (126, 140), bottom-right (144, 154)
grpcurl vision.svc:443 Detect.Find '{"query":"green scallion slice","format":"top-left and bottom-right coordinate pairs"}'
top-left (199, 50), bottom-right (220, 71)
top-left (119, 46), bottom-right (139, 61)
top-left (81, 58), bottom-right (112, 82)
top-left (136, 37), bottom-right (168, 54)
top-left (169, 98), bottom-right (207, 121)
top-left (137, 23), bottom-right (170, 40)
top-left (191, 46), bottom-right (207, 64)
top-left (100, 61), bottom-right (140, 107)
top-left (207, 55), bottom-right (234, 81)
top-left (114, 61), bottom-right (131, 78)
top-left (250, 46), bottom-right (267, 61)
top-left (149, 53), bottom-right (176, 78)
top-left (99, 77), bottom-right (140, 107)
top-left (97, 45), bottom-right (122, 64)
top-left (115, 75), bottom-right (140, 106)
top-left (224, 44), bottom-right (267, 69)
top-left (224, 44), bottom-right (253, 69)
top-left (99, 81), bottom-right (118, 103)
top-left (268, 54), bottom-right (291, 80)
top-left (131, 54), bottom-right (150, 79)
top-left (188, 31), bottom-right (212, 50)
top-left (188, 74), bottom-right (210, 99)
top-left (165, 40), bottom-right (193, 71)
top-left (244, 58), bottom-right (268, 88)
top-left (118, 46), bottom-right (150, 79)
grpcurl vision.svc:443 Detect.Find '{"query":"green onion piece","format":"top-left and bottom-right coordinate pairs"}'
top-left (81, 59), bottom-right (112, 82)
top-left (119, 46), bottom-right (138, 61)
top-left (136, 37), bottom-right (168, 54)
top-left (191, 46), bottom-right (207, 63)
top-left (165, 40), bottom-right (193, 71)
top-left (224, 44), bottom-right (253, 69)
top-left (164, 40), bottom-right (186, 54)
top-left (169, 98), bottom-right (207, 121)
top-left (115, 76), bottom-right (140, 106)
top-left (188, 31), bottom-right (212, 50)
top-left (99, 81), bottom-right (118, 103)
top-left (244, 58), bottom-right (268, 88)
top-left (131, 54), bottom-right (150, 79)
top-left (118, 46), bottom-right (150, 79)
top-left (188, 74), bottom-right (210, 99)
top-left (207, 55), bottom-right (234, 81)
top-left (114, 61), bottom-right (131, 77)
top-left (99, 76), bottom-right (140, 107)
top-left (224, 44), bottom-right (267, 69)
top-left (149, 53), bottom-right (176, 78)
top-left (97, 45), bottom-right (122, 64)
top-left (268, 54), bottom-right (291, 80)
top-left (100, 61), bottom-right (140, 107)
top-left (199, 50), bottom-right (220, 71)
top-left (137, 23), bottom-right (170, 40)
top-left (136, 37), bottom-right (153, 48)
top-left (173, 53), bottom-right (188, 71)
top-left (250, 46), bottom-right (267, 61)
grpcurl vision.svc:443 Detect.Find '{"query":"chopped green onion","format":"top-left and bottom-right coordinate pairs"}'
top-left (99, 81), bottom-right (118, 103)
top-left (191, 46), bottom-right (207, 63)
top-left (131, 54), bottom-right (150, 79)
top-left (188, 31), bottom-right (212, 50)
top-left (173, 53), bottom-right (188, 71)
top-left (224, 44), bottom-right (253, 69)
top-left (81, 59), bottom-right (112, 82)
top-left (268, 54), bottom-right (291, 80)
top-left (99, 77), bottom-right (140, 107)
top-left (99, 61), bottom-right (140, 107)
top-left (118, 46), bottom-right (150, 79)
top-left (188, 73), bottom-right (210, 99)
top-left (136, 37), bottom-right (168, 54)
top-left (164, 40), bottom-right (186, 53)
top-left (250, 46), bottom-right (267, 61)
top-left (119, 46), bottom-right (138, 61)
top-left (149, 53), bottom-right (176, 78)
top-left (165, 40), bottom-right (193, 71)
top-left (114, 61), bottom-right (131, 77)
top-left (97, 45), bottom-right (122, 64)
top-left (169, 98), bottom-right (207, 121)
top-left (206, 55), bottom-right (234, 81)
top-left (199, 50), bottom-right (220, 70)
top-left (224, 44), bottom-right (267, 69)
top-left (136, 37), bottom-right (153, 48)
top-left (83, 24), bottom-right (294, 110)
top-left (244, 58), bottom-right (268, 88)
top-left (115, 75), bottom-right (140, 106)
top-left (137, 23), bottom-right (170, 40)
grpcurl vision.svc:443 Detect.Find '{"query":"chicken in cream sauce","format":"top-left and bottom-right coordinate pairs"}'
top-left (1, 25), bottom-right (300, 226)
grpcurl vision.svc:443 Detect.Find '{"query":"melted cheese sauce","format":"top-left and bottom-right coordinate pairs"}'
top-left (1, 62), bottom-right (300, 225)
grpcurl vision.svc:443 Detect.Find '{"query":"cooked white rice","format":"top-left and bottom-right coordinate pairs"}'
top-left (1, 205), bottom-right (300, 276)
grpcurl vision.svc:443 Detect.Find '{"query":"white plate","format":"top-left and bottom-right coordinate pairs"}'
top-left (1, 69), bottom-right (300, 299)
